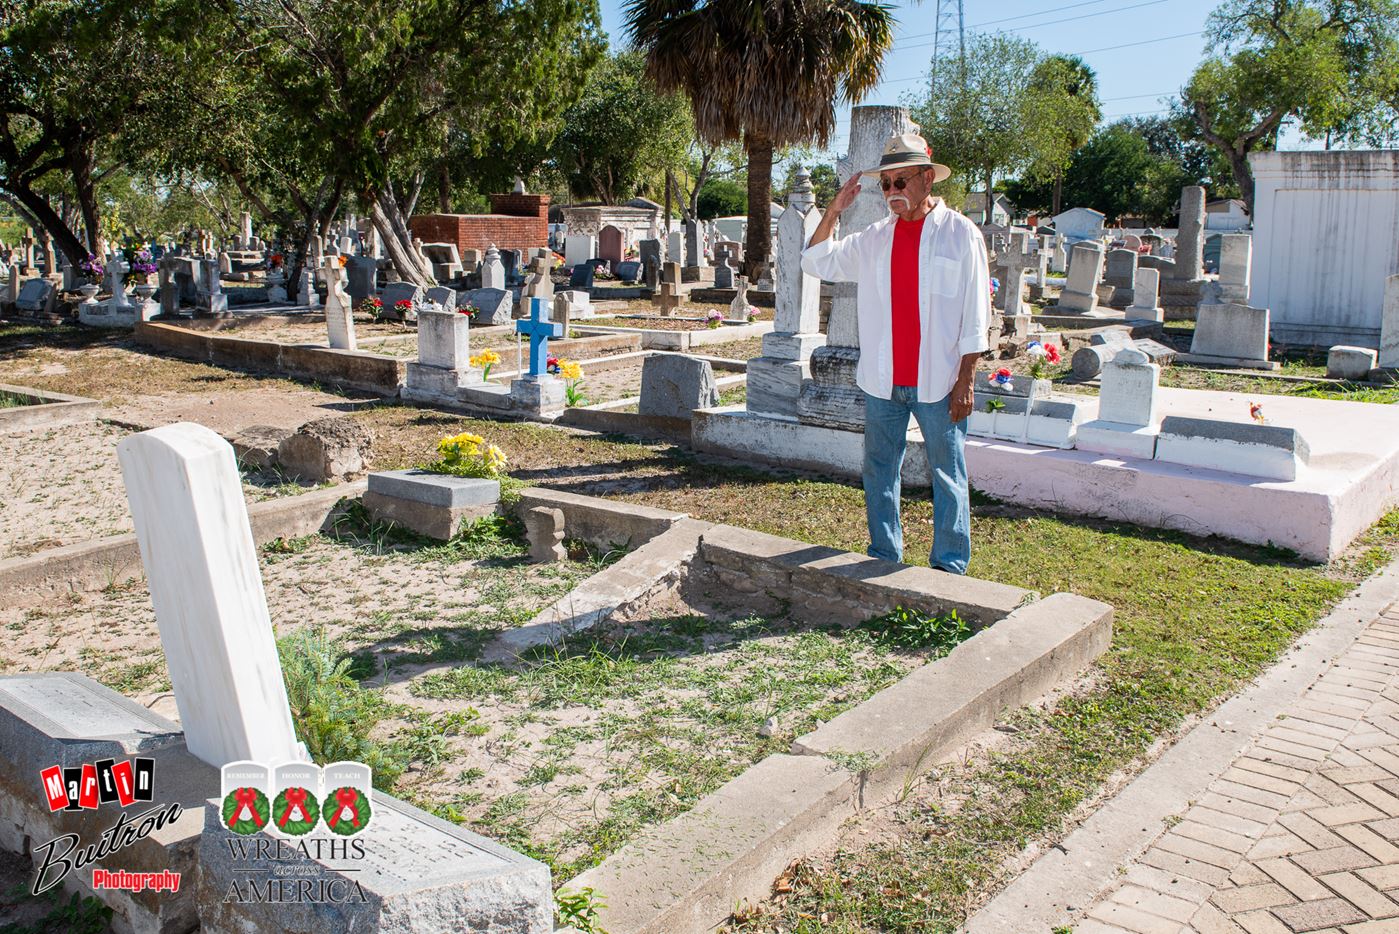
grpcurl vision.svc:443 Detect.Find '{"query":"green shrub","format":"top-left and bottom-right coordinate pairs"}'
top-left (861, 606), bottom-right (971, 655)
top-left (276, 627), bottom-right (403, 791)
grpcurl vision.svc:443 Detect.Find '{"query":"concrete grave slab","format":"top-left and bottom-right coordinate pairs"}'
top-left (363, 470), bottom-right (500, 540)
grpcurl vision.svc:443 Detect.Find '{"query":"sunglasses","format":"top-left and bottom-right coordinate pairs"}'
top-left (880, 174), bottom-right (922, 191)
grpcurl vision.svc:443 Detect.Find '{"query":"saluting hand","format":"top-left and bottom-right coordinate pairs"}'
top-left (828, 174), bottom-right (863, 215)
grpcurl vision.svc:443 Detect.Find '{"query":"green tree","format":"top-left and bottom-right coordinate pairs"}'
top-left (0, 0), bottom-right (185, 263)
top-left (217, 0), bottom-right (604, 287)
top-left (1023, 54), bottom-right (1101, 215)
top-left (696, 177), bottom-right (747, 218)
top-left (553, 52), bottom-right (691, 204)
top-left (625, 0), bottom-right (894, 279)
top-left (915, 33), bottom-right (1045, 207)
top-left (1178, 0), bottom-right (1399, 210)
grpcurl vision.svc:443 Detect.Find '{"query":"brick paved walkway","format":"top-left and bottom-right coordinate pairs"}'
top-left (1080, 600), bottom-right (1399, 934)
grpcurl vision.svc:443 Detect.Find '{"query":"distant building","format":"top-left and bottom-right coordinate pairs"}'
top-left (1051, 207), bottom-right (1106, 243)
top-left (964, 191), bottom-right (1014, 226)
top-left (409, 190), bottom-right (550, 255)
top-left (1205, 198), bottom-right (1250, 231)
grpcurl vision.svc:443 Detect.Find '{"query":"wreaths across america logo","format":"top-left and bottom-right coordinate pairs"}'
top-left (220, 760), bottom-right (373, 838)
top-left (218, 760), bottom-right (375, 906)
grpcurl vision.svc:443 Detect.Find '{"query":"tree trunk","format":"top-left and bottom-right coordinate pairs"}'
top-left (664, 168), bottom-right (673, 233)
top-left (66, 137), bottom-right (101, 254)
top-left (438, 162), bottom-right (452, 213)
top-left (743, 132), bottom-right (773, 281)
top-left (1052, 171), bottom-right (1063, 216)
top-left (1226, 146), bottom-right (1255, 215)
top-left (985, 169), bottom-right (994, 223)
top-left (370, 188), bottom-right (434, 288)
top-left (7, 184), bottom-right (88, 267)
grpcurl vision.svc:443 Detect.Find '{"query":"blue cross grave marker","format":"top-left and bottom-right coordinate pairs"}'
top-left (515, 297), bottom-right (563, 378)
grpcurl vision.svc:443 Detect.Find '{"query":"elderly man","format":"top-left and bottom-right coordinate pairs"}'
top-left (801, 132), bottom-right (990, 574)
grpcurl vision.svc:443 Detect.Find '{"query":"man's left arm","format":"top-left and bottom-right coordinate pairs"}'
top-left (949, 224), bottom-right (992, 423)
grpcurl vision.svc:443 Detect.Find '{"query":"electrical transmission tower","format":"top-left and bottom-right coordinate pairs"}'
top-left (929, 0), bottom-right (966, 94)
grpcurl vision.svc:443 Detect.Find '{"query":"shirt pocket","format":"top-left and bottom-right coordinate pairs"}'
top-left (930, 255), bottom-right (961, 298)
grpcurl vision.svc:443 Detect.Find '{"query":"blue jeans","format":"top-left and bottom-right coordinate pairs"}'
top-left (862, 386), bottom-right (971, 574)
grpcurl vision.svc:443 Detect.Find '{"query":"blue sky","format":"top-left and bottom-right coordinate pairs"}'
top-left (596, 0), bottom-right (1313, 156)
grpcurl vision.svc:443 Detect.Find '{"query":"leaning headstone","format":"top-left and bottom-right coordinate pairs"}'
top-left (1381, 274), bottom-right (1399, 369)
top-left (1104, 248), bottom-right (1138, 306)
top-left (426, 285), bottom-right (457, 311)
top-left (1056, 242), bottom-right (1104, 314)
top-left (380, 281), bottom-right (424, 322)
top-left (638, 353), bottom-right (720, 418)
top-left (116, 423), bottom-right (303, 767)
top-left (615, 260), bottom-right (642, 284)
top-left (14, 278), bottom-right (55, 316)
top-left (462, 287), bottom-right (512, 326)
top-left (1182, 303), bottom-right (1277, 369)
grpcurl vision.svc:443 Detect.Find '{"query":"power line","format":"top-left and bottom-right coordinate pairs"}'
top-left (898, 0), bottom-right (1116, 43)
top-left (893, 0), bottom-right (1172, 52)
top-left (1071, 30), bottom-right (1202, 55)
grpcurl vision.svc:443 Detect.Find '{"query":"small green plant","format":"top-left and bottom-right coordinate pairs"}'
top-left (984, 397), bottom-right (1006, 413)
top-left (0, 885), bottom-right (112, 934)
top-left (276, 627), bottom-right (404, 790)
top-left (0, 390), bottom-right (33, 408)
top-left (861, 607), bottom-right (971, 654)
top-left (262, 535), bottom-right (313, 556)
top-left (555, 886), bottom-right (609, 934)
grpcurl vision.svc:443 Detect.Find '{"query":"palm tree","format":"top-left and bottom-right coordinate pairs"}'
top-left (1035, 54), bottom-right (1100, 215)
top-left (625, 0), bottom-right (895, 280)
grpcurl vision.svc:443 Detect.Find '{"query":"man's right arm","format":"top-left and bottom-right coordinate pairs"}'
top-left (801, 174), bottom-right (865, 282)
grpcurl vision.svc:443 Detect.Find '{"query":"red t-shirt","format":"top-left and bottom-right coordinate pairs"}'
top-left (891, 215), bottom-right (925, 387)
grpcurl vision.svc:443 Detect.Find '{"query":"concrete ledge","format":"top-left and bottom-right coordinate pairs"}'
top-left (554, 407), bottom-right (692, 443)
top-left (565, 754), bottom-right (857, 934)
top-left (572, 320), bottom-right (772, 352)
top-left (514, 487), bottom-right (686, 551)
top-left (1175, 351), bottom-right (1281, 371)
top-left (698, 524), bottom-right (1033, 629)
top-left (0, 480), bottom-right (366, 601)
top-left (135, 322), bottom-right (404, 395)
top-left (0, 383), bottom-right (101, 434)
top-left (790, 592), bottom-right (1114, 803)
top-left (485, 518), bottom-right (710, 661)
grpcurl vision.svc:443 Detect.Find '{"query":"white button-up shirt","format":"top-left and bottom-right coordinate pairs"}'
top-left (801, 200), bottom-right (991, 403)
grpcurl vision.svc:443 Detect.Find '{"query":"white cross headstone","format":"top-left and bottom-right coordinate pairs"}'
top-left (117, 423), bottom-right (304, 768)
top-left (324, 258), bottom-right (356, 349)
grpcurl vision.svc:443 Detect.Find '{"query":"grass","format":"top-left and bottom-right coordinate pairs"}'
top-left (404, 610), bottom-right (934, 881)
top-left (0, 390), bottom-right (33, 408)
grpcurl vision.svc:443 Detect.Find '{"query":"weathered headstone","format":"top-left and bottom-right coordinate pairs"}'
top-left (323, 258), bottom-right (357, 349)
top-left (522, 258), bottom-right (554, 302)
top-left (1184, 303), bottom-right (1276, 369)
top-left (1127, 266), bottom-right (1164, 321)
top-left (638, 353), bottom-right (720, 418)
top-left (1056, 242), bottom-right (1104, 314)
top-left (425, 285), bottom-right (457, 311)
top-left (14, 278), bottom-right (55, 316)
top-left (684, 218), bottom-right (707, 269)
top-left (1381, 274), bottom-right (1399, 369)
top-left (462, 287), bottom-right (512, 326)
top-left (597, 224), bottom-right (625, 265)
top-left (729, 275), bottom-right (753, 322)
top-left (749, 173), bottom-right (825, 417)
top-left (346, 256), bottom-right (378, 309)
top-left (1326, 346), bottom-right (1377, 380)
top-left (116, 423), bottom-right (303, 767)
top-left (500, 249), bottom-right (522, 286)
top-left (195, 258), bottom-right (229, 316)
top-left (615, 260), bottom-right (642, 283)
top-left (380, 281), bottom-right (424, 322)
top-left (1076, 347), bottom-right (1162, 459)
top-left (714, 264), bottom-right (735, 289)
top-left (666, 229), bottom-right (683, 264)
top-left (639, 238), bottom-right (662, 289)
top-left (1217, 234), bottom-right (1252, 303)
top-left (481, 244), bottom-right (506, 291)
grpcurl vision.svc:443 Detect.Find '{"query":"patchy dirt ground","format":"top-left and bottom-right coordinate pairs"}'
top-left (0, 420), bottom-right (326, 559)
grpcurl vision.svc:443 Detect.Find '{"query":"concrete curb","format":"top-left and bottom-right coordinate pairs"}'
top-left (962, 554), bottom-right (1399, 934)
top-left (562, 529), bottom-right (1113, 934)
top-left (135, 322), bottom-right (404, 395)
top-left (0, 382), bottom-right (101, 434)
top-left (0, 480), bottom-right (366, 601)
top-left (514, 487), bottom-right (686, 551)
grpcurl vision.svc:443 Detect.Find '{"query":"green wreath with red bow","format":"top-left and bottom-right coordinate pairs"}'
top-left (221, 787), bottom-right (270, 836)
top-left (273, 786), bottom-right (320, 836)
top-left (321, 786), bottom-right (371, 835)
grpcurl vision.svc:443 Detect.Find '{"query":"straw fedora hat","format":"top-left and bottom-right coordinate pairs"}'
top-left (862, 132), bottom-right (952, 183)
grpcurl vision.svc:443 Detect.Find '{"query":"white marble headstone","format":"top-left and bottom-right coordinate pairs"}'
top-left (117, 423), bottom-right (303, 769)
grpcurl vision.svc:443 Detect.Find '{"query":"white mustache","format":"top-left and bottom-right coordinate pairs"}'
top-left (886, 195), bottom-right (910, 210)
